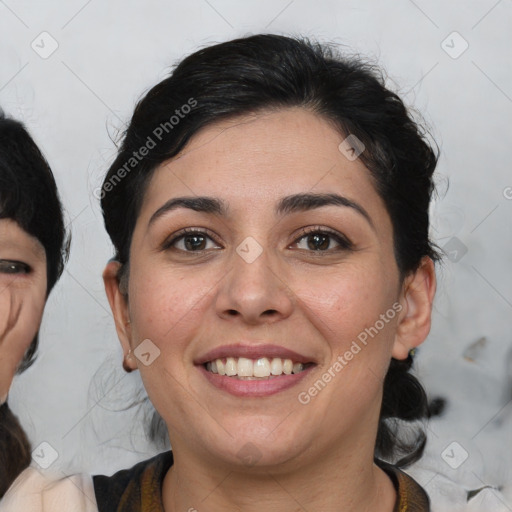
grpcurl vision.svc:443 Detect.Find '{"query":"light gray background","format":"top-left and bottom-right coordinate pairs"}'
top-left (1, 0), bottom-right (511, 509)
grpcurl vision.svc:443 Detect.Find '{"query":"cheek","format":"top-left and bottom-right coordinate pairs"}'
top-left (296, 264), bottom-right (397, 347)
top-left (295, 274), bottom-right (398, 429)
top-left (13, 312), bottom-right (41, 358)
top-left (18, 294), bottom-right (46, 353)
top-left (293, 262), bottom-right (400, 414)
top-left (0, 288), bottom-right (45, 370)
top-left (128, 267), bottom-right (212, 351)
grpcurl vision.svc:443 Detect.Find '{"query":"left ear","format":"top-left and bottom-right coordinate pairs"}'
top-left (392, 256), bottom-right (437, 360)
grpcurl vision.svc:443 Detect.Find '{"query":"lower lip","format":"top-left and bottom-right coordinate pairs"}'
top-left (197, 364), bottom-right (314, 397)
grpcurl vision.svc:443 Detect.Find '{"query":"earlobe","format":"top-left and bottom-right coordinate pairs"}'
top-left (122, 349), bottom-right (136, 373)
top-left (392, 256), bottom-right (436, 360)
top-left (103, 261), bottom-right (137, 371)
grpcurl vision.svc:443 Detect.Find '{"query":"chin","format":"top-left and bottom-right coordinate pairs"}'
top-left (218, 443), bottom-right (303, 472)
top-left (197, 418), bottom-right (308, 470)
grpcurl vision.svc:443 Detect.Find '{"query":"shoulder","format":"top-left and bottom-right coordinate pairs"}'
top-left (376, 459), bottom-right (431, 512)
top-left (93, 451), bottom-right (174, 512)
top-left (0, 467), bottom-right (97, 512)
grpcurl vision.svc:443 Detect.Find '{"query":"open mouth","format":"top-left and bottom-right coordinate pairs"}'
top-left (204, 357), bottom-right (314, 380)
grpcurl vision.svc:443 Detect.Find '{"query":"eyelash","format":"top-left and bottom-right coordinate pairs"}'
top-left (162, 226), bottom-right (353, 254)
top-left (0, 260), bottom-right (31, 275)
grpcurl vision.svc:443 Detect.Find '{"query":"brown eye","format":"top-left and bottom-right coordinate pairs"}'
top-left (292, 228), bottom-right (353, 252)
top-left (162, 228), bottom-right (222, 253)
top-left (303, 232), bottom-right (331, 251)
top-left (0, 260), bottom-right (31, 274)
top-left (178, 233), bottom-right (208, 251)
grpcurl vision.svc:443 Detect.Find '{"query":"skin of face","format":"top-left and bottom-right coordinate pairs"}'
top-left (0, 218), bottom-right (47, 403)
top-left (104, 107), bottom-right (436, 510)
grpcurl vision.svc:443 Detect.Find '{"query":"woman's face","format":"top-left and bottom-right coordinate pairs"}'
top-left (0, 219), bottom-right (47, 403)
top-left (107, 108), bottom-right (433, 470)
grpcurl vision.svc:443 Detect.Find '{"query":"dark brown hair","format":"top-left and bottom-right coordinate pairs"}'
top-left (0, 403), bottom-right (31, 497)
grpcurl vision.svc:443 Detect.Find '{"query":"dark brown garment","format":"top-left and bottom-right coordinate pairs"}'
top-left (93, 451), bottom-right (430, 511)
top-left (377, 459), bottom-right (431, 512)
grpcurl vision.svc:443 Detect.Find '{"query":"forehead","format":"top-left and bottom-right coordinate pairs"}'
top-left (140, 108), bottom-right (388, 226)
top-left (0, 218), bottom-right (45, 258)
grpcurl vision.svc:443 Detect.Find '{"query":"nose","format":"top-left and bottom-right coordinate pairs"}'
top-left (214, 240), bottom-right (294, 326)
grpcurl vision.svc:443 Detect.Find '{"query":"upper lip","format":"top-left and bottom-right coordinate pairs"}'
top-left (194, 343), bottom-right (315, 365)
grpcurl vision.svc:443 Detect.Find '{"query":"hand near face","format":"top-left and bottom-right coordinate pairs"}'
top-left (0, 220), bottom-right (47, 403)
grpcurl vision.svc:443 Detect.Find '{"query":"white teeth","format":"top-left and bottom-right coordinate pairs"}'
top-left (206, 357), bottom-right (307, 378)
top-left (270, 358), bottom-right (283, 375)
top-left (225, 357), bottom-right (237, 376)
top-left (237, 357), bottom-right (253, 376)
top-left (253, 358), bottom-right (271, 377)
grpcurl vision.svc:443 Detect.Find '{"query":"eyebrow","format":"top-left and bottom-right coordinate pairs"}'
top-left (148, 193), bottom-right (375, 230)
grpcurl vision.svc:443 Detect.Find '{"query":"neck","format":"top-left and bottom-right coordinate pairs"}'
top-left (162, 438), bottom-right (396, 512)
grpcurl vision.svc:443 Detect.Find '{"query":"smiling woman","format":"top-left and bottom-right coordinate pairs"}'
top-left (94, 34), bottom-right (440, 511)
top-left (0, 111), bottom-right (69, 498)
